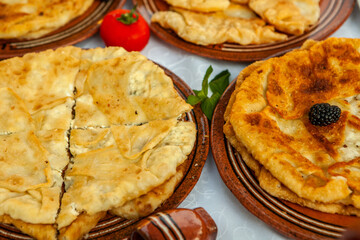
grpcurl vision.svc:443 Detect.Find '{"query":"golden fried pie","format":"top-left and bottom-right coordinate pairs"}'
top-left (0, 0), bottom-right (94, 39)
top-left (248, 0), bottom-right (320, 35)
top-left (164, 0), bottom-right (230, 12)
top-left (224, 38), bottom-right (360, 216)
top-left (152, 0), bottom-right (320, 46)
top-left (0, 47), bottom-right (196, 240)
top-left (151, 6), bottom-right (287, 46)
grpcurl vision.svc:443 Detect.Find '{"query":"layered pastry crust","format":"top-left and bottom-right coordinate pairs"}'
top-left (0, 47), bottom-right (196, 239)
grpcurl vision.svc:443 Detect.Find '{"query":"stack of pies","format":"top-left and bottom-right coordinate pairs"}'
top-left (224, 38), bottom-right (360, 217)
top-left (151, 0), bottom-right (320, 46)
top-left (0, 46), bottom-right (196, 240)
top-left (0, 0), bottom-right (94, 39)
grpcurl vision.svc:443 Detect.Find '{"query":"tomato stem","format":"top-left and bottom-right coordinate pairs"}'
top-left (117, 5), bottom-right (139, 25)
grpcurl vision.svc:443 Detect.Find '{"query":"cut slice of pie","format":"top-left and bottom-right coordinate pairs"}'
top-left (58, 119), bottom-right (196, 233)
top-left (110, 163), bottom-right (186, 219)
top-left (0, 131), bottom-right (60, 239)
top-left (0, 47), bottom-right (81, 114)
top-left (74, 53), bottom-right (192, 127)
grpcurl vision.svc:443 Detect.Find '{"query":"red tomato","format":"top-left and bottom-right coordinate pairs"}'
top-left (100, 7), bottom-right (150, 52)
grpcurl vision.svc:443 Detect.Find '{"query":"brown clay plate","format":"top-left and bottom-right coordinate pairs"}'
top-left (133, 0), bottom-right (355, 62)
top-left (0, 64), bottom-right (210, 240)
top-left (211, 80), bottom-right (360, 240)
top-left (0, 0), bottom-right (126, 60)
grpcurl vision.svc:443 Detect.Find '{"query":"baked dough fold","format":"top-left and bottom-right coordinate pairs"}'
top-left (151, 7), bottom-right (288, 46)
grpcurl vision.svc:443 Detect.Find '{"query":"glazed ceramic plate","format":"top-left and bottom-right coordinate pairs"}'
top-left (0, 0), bottom-right (125, 60)
top-left (211, 80), bottom-right (360, 240)
top-left (134, 0), bottom-right (355, 62)
top-left (0, 64), bottom-right (210, 240)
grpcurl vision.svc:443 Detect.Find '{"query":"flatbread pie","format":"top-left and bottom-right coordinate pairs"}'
top-left (0, 47), bottom-right (196, 239)
top-left (224, 38), bottom-right (360, 216)
top-left (0, 0), bottom-right (94, 39)
top-left (164, 0), bottom-right (230, 12)
top-left (151, 6), bottom-right (287, 46)
top-left (248, 0), bottom-right (320, 35)
top-left (151, 0), bottom-right (320, 46)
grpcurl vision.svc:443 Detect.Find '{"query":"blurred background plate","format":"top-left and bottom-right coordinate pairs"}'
top-left (211, 80), bottom-right (359, 240)
top-left (0, 63), bottom-right (210, 240)
top-left (134, 0), bottom-right (355, 62)
top-left (0, 0), bottom-right (126, 60)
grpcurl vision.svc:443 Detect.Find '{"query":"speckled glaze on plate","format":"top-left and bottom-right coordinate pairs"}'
top-left (210, 80), bottom-right (360, 240)
top-left (133, 0), bottom-right (355, 62)
top-left (0, 64), bottom-right (210, 240)
top-left (0, 0), bottom-right (126, 60)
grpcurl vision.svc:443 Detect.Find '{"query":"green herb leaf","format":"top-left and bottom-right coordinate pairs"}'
top-left (202, 65), bottom-right (213, 97)
top-left (117, 5), bottom-right (139, 25)
top-left (209, 70), bottom-right (230, 95)
top-left (186, 65), bottom-right (230, 121)
top-left (186, 95), bottom-right (202, 105)
top-left (201, 92), bottom-right (221, 120)
top-left (193, 89), bottom-right (207, 101)
top-left (200, 98), bottom-right (213, 121)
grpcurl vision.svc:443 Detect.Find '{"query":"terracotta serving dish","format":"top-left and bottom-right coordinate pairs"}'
top-left (0, 64), bottom-right (210, 240)
top-left (211, 80), bottom-right (360, 240)
top-left (133, 0), bottom-right (355, 62)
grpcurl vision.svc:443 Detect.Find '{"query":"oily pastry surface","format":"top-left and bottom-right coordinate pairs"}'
top-left (0, 131), bottom-right (51, 193)
top-left (164, 0), bottom-right (230, 12)
top-left (0, 46), bottom-right (196, 240)
top-left (0, 47), bottom-right (81, 114)
top-left (74, 53), bottom-right (192, 127)
top-left (224, 38), bottom-right (360, 214)
top-left (0, 88), bottom-right (35, 134)
top-left (151, 7), bottom-right (287, 46)
top-left (0, 0), bottom-right (94, 39)
top-left (248, 0), bottom-right (320, 35)
top-left (231, 0), bottom-right (249, 4)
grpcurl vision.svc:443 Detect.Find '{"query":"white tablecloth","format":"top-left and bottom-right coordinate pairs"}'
top-left (77, 1), bottom-right (360, 239)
